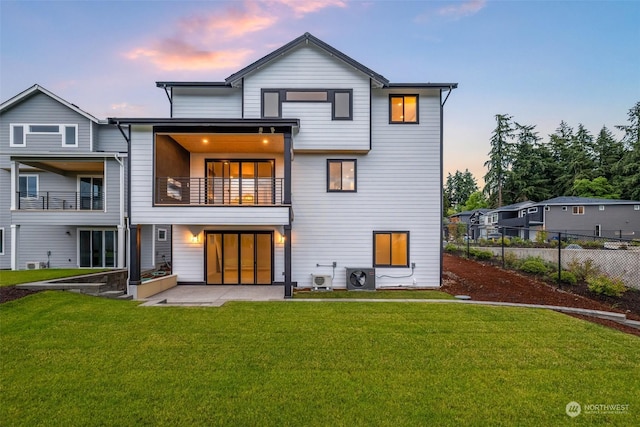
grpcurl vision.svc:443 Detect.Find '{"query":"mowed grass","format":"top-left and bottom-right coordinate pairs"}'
top-left (294, 289), bottom-right (455, 299)
top-left (0, 269), bottom-right (109, 286)
top-left (1, 292), bottom-right (639, 426)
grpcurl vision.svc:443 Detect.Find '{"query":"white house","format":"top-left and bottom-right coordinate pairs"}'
top-left (110, 33), bottom-right (457, 296)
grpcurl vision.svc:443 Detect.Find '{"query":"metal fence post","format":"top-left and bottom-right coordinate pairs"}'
top-left (501, 227), bottom-right (505, 268)
top-left (557, 232), bottom-right (562, 288)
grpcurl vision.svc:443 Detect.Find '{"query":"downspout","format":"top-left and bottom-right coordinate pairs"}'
top-left (439, 85), bottom-right (455, 286)
top-left (115, 122), bottom-right (134, 292)
top-left (113, 153), bottom-right (126, 269)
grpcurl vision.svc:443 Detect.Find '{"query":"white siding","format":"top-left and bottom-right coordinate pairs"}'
top-left (243, 45), bottom-right (370, 151)
top-left (290, 88), bottom-right (442, 288)
top-left (172, 87), bottom-right (242, 118)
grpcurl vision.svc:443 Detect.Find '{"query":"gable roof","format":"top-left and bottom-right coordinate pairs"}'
top-left (225, 32), bottom-right (389, 87)
top-left (0, 84), bottom-right (99, 123)
top-left (536, 196), bottom-right (640, 206)
top-left (486, 201), bottom-right (536, 214)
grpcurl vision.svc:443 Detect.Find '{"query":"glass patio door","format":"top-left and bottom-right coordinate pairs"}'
top-left (206, 160), bottom-right (274, 205)
top-left (79, 229), bottom-right (116, 267)
top-left (206, 232), bottom-right (273, 285)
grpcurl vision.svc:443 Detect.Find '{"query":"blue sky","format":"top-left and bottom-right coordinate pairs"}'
top-left (1, 0), bottom-right (639, 184)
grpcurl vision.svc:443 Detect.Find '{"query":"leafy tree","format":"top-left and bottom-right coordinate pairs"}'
top-left (571, 177), bottom-right (620, 199)
top-left (445, 169), bottom-right (478, 211)
top-left (461, 191), bottom-right (489, 211)
top-left (483, 114), bottom-right (514, 207)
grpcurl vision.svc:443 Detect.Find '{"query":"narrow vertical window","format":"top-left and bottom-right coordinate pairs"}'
top-left (0, 228), bottom-right (4, 255)
top-left (262, 91), bottom-right (281, 118)
top-left (374, 231), bottom-right (409, 267)
top-left (333, 91), bottom-right (352, 120)
top-left (390, 95), bottom-right (418, 123)
top-left (327, 159), bottom-right (356, 192)
top-left (10, 125), bottom-right (25, 146)
top-left (64, 125), bottom-right (77, 146)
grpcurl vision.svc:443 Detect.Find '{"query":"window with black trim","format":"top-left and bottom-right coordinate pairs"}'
top-left (327, 159), bottom-right (356, 192)
top-left (0, 227), bottom-right (4, 255)
top-left (374, 231), bottom-right (409, 267)
top-left (390, 95), bottom-right (418, 123)
top-left (262, 89), bottom-right (352, 120)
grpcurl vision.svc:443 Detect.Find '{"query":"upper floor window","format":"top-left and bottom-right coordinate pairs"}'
top-left (635, 205), bottom-right (640, 211)
top-left (390, 95), bottom-right (418, 123)
top-left (599, 205), bottom-right (605, 211)
top-left (374, 231), bottom-right (409, 268)
top-left (9, 124), bottom-right (78, 147)
top-left (572, 206), bottom-right (585, 215)
top-left (262, 89), bottom-right (352, 120)
top-left (327, 159), bottom-right (356, 192)
top-left (527, 207), bottom-right (538, 214)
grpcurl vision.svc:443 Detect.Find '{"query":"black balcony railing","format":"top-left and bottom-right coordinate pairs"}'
top-left (17, 191), bottom-right (104, 211)
top-left (155, 177), bottom-right (285, 206)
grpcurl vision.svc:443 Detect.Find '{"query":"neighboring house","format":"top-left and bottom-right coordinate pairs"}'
top-left (531, 196), bottom-right (640, 239)
top-left (480, 201), bottom-right (536, 239)
top-left (480, 196), bottom-right (640, 241)
top-left (109, 33), bottom-right (457, 294)
top-left (0, 85), bottom-right (172, 271)
top-left (448, 209), bottom-right (490, 240)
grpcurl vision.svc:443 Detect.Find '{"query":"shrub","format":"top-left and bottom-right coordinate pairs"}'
top-left (519, 257), bottom-right (551, 275)
top-left (552, 271), bottom-right (577, 286)
top-left (444, 243), bottom-right (460, 253)
top-left (535, 231), bottom-right (548, 244)
top-left (504, 252), bottom-right (521, 269)
top-left (586, 274), bottom-right (627, 297)
top-left (566, 258), bottom-right (600, 282)
top-left (469, 248), bottom-right (493, 260)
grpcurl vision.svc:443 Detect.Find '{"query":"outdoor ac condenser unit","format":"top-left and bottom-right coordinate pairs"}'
top-left (312, 274), bottom-right (333, 291)
top-left (346, 268), bottom-right (376, 291)
top-left (25, 262), bottom-right (41, 270)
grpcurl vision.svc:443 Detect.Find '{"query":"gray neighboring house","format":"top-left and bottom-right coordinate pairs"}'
top-left (0, 85), bottom-right (170, 271)
top-left (481, 201), bottom-right (536, 239)
top-left (448, 209), bottom-right (490, 240)
top-left (531, 196), bottom-right (640, 239)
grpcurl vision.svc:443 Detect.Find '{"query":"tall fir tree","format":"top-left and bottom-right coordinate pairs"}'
top-left (616, 101), bottom-right (640, 200)
top-left (483, 114), bottom-right (514, 207)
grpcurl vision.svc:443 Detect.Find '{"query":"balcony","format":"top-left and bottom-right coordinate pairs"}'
top-left (155, 177), bottom-right (285, 206)
top-left (16, 191), bottom-right (104, 211)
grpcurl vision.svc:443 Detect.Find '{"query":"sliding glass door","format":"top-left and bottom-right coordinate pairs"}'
top-left (206, 160), bottom-right (274, 205)
top-left (79, 229), bottom-right (116, 267)
top-left (206, 232), bottom-right (273, 285)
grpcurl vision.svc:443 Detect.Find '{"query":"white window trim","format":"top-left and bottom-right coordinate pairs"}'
top-left (158, 228), bottom-right (168, 242)
top-left (9, 123), bottom-right (78, 147)
top-left (0, 227), bottom-right (4, 255)
top-left (572, 206), bottom-right (585, 215)
top-left (527, 207), bottom-right (538, 214)
top-left (18, 174), bottom-right (39, 199)
top-left (634, 205), bottom-right (639, 211)
top-left (599, 205), bottom-right (605, 211)
top-left (10, 124), bottom-right (26, 147)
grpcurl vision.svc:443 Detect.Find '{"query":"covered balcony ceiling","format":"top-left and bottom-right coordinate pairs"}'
top-left (16, 159), bottom-right (104, 175)
top-left (165, 133), bottom-right (285, 154)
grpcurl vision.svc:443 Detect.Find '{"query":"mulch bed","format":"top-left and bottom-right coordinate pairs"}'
top-left (0, 287), bottom-right (41, 304)
top-left (442, 253), bottom-right (640, 337)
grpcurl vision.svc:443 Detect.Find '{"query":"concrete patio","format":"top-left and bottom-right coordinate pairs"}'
top-left (140, 285), bottom-right (285, 306)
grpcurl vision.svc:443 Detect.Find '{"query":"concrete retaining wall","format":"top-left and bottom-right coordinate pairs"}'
top-left (479, 247), bottom-right (640, 290)
top-left (132, 274), bottom-right (178, 299)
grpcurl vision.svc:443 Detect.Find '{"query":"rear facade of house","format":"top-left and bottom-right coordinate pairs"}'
top-left (112, 33), bottom-right (456, 292)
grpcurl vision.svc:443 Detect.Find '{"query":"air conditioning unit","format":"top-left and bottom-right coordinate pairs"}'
top-left (25, 261), bottom-right (42, 270)
top-left (346, 268), bottom-right (376, 291)
top-left (312, 274), bottom-right (333, 291)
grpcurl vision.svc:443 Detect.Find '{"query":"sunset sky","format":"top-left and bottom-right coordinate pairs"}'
top-left (1, 0), bottom-right (639, 185)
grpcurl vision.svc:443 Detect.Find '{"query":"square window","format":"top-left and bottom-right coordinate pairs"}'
top-left (599, 205), bottom-right (605, 211)
top-left (390, 95), bottom-right (418, 123)
top-left (327, 160), bottom-right (356, 192)
top-left (374, 231), bottom-right (409, 267)
top-left (158, 228), bottom-right (167, 241)
top-left (635, 205), bottom-right (640, 211)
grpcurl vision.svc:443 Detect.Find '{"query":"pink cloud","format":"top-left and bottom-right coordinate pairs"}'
top-left (179, 1), bottom-right (278, 39)
top-left (126, 38), bottom-right (253, 71)
top-left (269, 0), bottom-right (347, 16)
top-left (438, 0), bottom-right (486, 18)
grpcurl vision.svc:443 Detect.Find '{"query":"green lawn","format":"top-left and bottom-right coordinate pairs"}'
top-left (0, 269), bottom-right (109, 286)
top-left (294, 289), bottom-right (455, 299)
top-left (1, 292), bottom-right (639, 426)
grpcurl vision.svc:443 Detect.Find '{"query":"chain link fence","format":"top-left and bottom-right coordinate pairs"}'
top-left (450, 226), bottom-right (640, 290)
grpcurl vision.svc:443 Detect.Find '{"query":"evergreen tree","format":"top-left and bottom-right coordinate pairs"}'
top-left (483, 114), bottom-right (514, 207)
top-left (503, 123), bottom-right (550, 203)
top-left (615, 101), bottom-right (640, 200)
top-left (444, 169), bottom-right (478, 211)
top-left (547, 121), bottom-right (575, 196)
